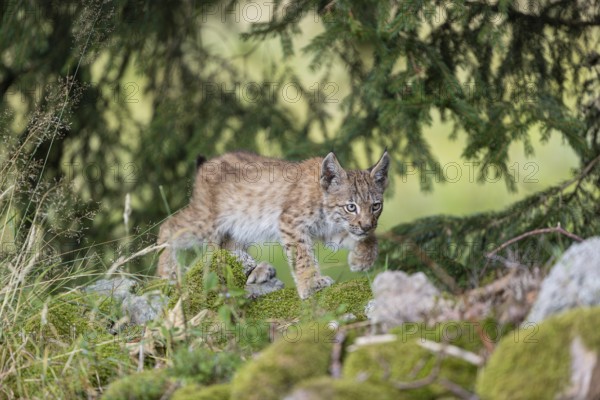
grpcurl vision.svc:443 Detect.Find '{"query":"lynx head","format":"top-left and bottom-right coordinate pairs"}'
top-left (320, 150), bottom-right (390, 239)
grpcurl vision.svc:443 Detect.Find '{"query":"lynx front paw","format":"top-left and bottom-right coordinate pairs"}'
top-left (348, 248), bottom-right (377, 272)
top-left (246, 262), bottom-right (276, 284)
top-left (348, 235), bottom-right (378, 272)
top-left (296, 275), bottom-right (335, 299)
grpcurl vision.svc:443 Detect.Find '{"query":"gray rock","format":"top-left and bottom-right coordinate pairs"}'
top-left (246, 278), bottom-right (285, 298)
top-left (526, 237), bottom-right (600, 324)
top-left (85, 278), bottom-right (136, 302)
top-left (121, 293), bottom-right (168, 325)
top-left (370, 271), bottom-right (453, 330)
top-left (231, 249), bottom-right (259, 276)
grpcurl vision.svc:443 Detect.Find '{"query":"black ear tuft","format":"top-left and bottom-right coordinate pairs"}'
top-left (369, 151), bottom-right (390, 188)
top-left (320, 152), bottom-right (344, 190)
top-left (196, 155), bottom-right (207, 169)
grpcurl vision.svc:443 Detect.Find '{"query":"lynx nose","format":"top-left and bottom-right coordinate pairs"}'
top-left (359, 222), bottom-right (373, 232)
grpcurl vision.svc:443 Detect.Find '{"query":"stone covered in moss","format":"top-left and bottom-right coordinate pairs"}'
top-left (169, 346), bottom-right (242, 385)
top-left (171, 383), bottom-right (231, 400)
top-left (244, 287), bottom-right (302, 319)
top-left (287, 377), bottom-right (400, 400)
top-left (168, 250), bottom-right (248, 316)
top-left (344, 322), bottom-right (483, 397)
top-left (316, 278), bottom-right (372, 319)
top-left (102, 369), bottom-right (172, 400)
top-left (230, 324), bottom-right (334, 400)
top-left (477, 307), bottom-right (600, 399)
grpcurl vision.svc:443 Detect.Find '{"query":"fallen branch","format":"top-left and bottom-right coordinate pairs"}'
top-left (330, 330), bottom-right (346, 379)
top-left (439, 378), bottom-right (479, 400)
top-left (346, 334), bottom-right (397, 352)
top-left (486, 223), bottom-right (583, 259)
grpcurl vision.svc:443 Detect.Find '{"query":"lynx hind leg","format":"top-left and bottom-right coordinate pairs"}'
top-left (156, 207), bottom-right (209, 280)
top-left (348, 234), bottom-right (378, 272)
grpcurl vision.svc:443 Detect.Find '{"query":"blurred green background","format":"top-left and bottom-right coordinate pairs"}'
top-left (1, 0), bottom-right (597, 287)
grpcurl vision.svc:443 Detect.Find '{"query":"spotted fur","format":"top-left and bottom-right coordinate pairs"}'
top-left (157, 150), bottom-right (390, 299)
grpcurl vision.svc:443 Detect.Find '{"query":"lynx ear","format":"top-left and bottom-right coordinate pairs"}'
top-left (321, 152), bottom-right (345, 190)
top-left (369, 150), bottom-right (390, 189)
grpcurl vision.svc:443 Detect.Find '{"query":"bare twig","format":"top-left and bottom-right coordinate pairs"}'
top-left (393, 355), bottom-right (441, 390)
top-left (330, 330), bottom-right (346, 379)
top-left (439, 378), bottom-right (479, 400)
top-left (486, 223), bottom-right (583, 259)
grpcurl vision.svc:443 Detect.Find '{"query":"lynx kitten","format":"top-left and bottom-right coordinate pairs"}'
top-left (157, 150), bottom-right (390, 299)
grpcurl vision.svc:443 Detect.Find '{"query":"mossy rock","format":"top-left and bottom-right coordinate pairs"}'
top-left (477, 307), bottom-right (600, 399)
top-left (316, 278), bottom-right (372, 319)
top-left (244, 278), bottom-right (372, 321)
top-left (102, 369), bottom-right (172, 400)
top-left (169, 347), bottom-right (242, 385)
top-left (24, 291), bottom-right (119, 342)
top-left (168, 250), bottom-right (247, 316)
top-left (171, 383), bottom-right (231, 400)
top-left (344, 322), bottom-right (483, 397)
top-left (230, 324), bottom-right (334, 400)
top-left (244, 287), bottom-right (302, 319)
top-left (288, 377), bottom-right (400, 400)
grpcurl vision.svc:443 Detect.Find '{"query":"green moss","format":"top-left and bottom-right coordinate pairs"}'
top-left (244, 287), bottom-right (303, 319)
top-left (344, 322), bottom-right (482, 397)
top-left (168, 250), bottom-right (247, 316)
top-left (171, 383), bottom-right (231, 400)
top-left (102, 369), bottom-right (171, 400)
top-left (477, 307), bottom-right (600, 399)
top-left (169, 347), bottom-right (242, 385)
top-left (315, 278), bottom-right (372, 319)
top-left (75, 333), bottom-right (132, 387)
top-left (290, 377), bottom-right (400, 400)
top-left (24, 292), bottom-right (118, 341)
top-left (230, 325), bottom-right (334, 400)
top-left (244, 278), bottom-right (373, 321)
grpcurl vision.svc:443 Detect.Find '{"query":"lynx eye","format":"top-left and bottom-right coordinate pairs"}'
top-left (344, 203), bottom-right (358, 213)
top-left (372, 202), bottom-right (382, 212)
